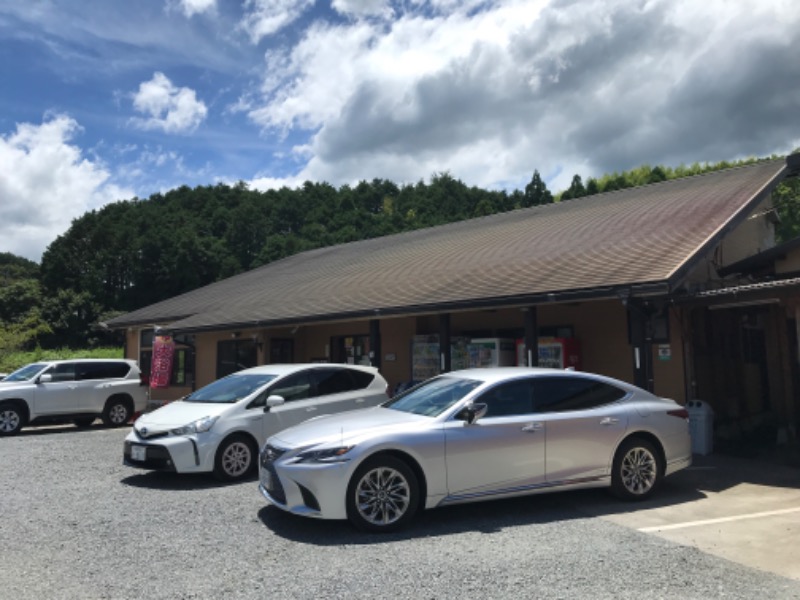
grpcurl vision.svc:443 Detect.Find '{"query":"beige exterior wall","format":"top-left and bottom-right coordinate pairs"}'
top-left (125, 298), bottom-right (689, 404)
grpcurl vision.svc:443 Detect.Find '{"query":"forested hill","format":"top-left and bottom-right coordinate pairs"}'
top-left (2, 155), bottom-right (799, 352)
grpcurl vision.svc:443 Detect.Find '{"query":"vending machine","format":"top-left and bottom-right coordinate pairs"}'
top-left (467, 338), bottom-right (517, 368)
top-left (516, 338), bottom-right (581, 370)
top-left (411, 335), bottom-right (470, 381)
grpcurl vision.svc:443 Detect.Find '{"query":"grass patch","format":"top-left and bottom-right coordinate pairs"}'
top-left (0, 347), bottom-right (124, 374)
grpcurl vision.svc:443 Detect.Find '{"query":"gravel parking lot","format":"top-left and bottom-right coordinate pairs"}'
top-left (2, 426), bottom-right (799, 600)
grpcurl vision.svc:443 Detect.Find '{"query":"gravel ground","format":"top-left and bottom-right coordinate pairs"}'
top-left (1, 426), bottom-right (799, 600)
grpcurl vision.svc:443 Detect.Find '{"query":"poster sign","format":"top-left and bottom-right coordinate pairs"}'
top-left (150, 335), bottom-right (175, 388)
top-left (657, 344), bottom-right (671, 361)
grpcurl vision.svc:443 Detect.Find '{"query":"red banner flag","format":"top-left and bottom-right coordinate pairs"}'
top-left (150, 335), bottom-right (175, 388)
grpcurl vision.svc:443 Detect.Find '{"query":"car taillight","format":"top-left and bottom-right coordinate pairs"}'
top-left (667, 408), bottom-right (689, 419)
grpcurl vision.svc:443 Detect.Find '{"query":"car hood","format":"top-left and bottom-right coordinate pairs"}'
top-left (135, 400), bottom-right (234, 428)
top-left (270, 406), bottom-right (431, 449)
top-left (0, 381), bottom-right (34, 394)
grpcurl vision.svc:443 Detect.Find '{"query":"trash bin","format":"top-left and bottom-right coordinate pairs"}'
top-left (686, 400), bottom-right (714, 455)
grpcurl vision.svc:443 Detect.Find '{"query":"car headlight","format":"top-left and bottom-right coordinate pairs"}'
top-left (170, 415), bottom-right (218, 436)
top-left (294, 446), bottom-right (354, 464)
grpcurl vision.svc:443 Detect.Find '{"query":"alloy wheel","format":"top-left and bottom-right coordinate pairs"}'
top-left (355, 466), bottom-right (412, 526)
top-left (0, 409), bottom-right (20, 433)
top-left (620, 446), bottom-right (657, 495)
top-left (222, 441), bottom-right (252, 478)
top-left (109, 404), bottom-right (129, 425)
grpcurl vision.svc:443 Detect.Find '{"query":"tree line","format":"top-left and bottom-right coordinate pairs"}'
top-left (1, 155), bottom-right (798, 355)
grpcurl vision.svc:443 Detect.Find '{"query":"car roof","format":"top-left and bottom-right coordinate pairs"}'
top-left (233, 363), bottom-right (379, 377)
top-left (35, 359), bottom-right (137, 365)
top-left (443, 367), bottom-right (635, 387)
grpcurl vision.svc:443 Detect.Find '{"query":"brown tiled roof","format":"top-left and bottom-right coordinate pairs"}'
top-left (106, 159), bottom-right (788, 331)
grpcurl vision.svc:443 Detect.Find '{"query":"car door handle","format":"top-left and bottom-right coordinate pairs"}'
top-left (306, 407), bottom-right (317, 412)
top-left (354, 398), bottom-right (366, 403)
top-left (600, 417), bottom-right (619, 426)
top-left (521, 423), bottom-right (543, 433)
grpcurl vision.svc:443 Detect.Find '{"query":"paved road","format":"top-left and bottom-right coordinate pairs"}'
top-left (1, 426), bottom-right (799, 599)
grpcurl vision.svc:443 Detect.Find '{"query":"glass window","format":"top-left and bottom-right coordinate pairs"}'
top-left (315, 368), bottom-right (355, 396)
top-left (76, 361), bottom-right (130, 381)
top-left (185, 373), bottom-right (277, 404)
top-left (386, 376), bottom-right (482, 417)
top-left (268, 371), bottom-right (313, 402)
top-left (532, 376), bottom-right (627, 413)
top-left (217, 340), bottom-right (258, 379)
top-left (44, 363), bottom-right (76, 382)
top-left (477, 379), bottom-right (535, 417)
top-left (4, 363), bottom-right (47, 382)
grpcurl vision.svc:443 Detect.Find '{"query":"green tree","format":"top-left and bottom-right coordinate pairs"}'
top-left (560, 174), bottom-right (586, 200)
top-left (523, 170), bottom-right (553, 207)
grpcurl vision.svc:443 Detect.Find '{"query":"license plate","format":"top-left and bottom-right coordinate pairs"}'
top-left (260, 468), bottom-right (272, 489)
top-left (131, 445), bottom-right (147, 461)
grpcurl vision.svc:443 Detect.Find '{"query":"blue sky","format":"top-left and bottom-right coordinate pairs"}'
top-left (1, 0), bottom-right (799, 262)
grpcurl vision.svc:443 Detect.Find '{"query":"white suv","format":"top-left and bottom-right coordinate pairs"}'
top-left (0, 359), bottom-right (148, 436)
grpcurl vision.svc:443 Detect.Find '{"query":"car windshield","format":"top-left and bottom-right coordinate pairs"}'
top-left (3, 363), bottom-right (47, 382)
top-left (384, 376), bottom-right (482, 417)
top-left (184, 373), bottom-right (277, 404)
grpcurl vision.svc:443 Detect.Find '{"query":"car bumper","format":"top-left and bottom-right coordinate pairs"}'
top-left (259, 455), bottom-right (352, 520)
top-left (123, 431), bottom-right (218, 474)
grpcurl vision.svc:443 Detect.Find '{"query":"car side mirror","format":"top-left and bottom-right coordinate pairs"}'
top-left (264, 395), bottom-right (285, 412)
top-left (38, 374), bottom-right (53, 384)
top-left (457, 403), bottom-right (487, 425)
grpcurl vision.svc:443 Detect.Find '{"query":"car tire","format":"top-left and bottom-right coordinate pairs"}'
top-left (611, 437), bottom-right (663, 501)
top-left (101, 397), bottom-right (132, 427)
top-left (346, 455), bottom-right (419, 533)
top-left (73, 417), bottom-right (95, 428)
top-left (0, 402), bottom-right (25, 436)
top-left (213, 435), bottom-right (257, 482)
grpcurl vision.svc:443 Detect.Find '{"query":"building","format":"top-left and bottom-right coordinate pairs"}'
top-left (106, 156), bottom-right (800, 446)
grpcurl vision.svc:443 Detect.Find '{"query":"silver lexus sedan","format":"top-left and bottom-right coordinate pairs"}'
top-left (259, 367), bottom-right (692, 532)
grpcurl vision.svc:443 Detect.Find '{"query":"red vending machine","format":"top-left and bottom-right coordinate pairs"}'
top-left (516, 338), bottom-right (581, 370)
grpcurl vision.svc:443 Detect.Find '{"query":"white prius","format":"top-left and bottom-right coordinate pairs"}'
top-left (123, 364), bottom-right (389, 481)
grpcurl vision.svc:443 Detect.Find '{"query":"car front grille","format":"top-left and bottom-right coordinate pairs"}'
top-left (260, 444), bottom-right (287, 504)
top-left (133, 427), bottom-right (168, 440)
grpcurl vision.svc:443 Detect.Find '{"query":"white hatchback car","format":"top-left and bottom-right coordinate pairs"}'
top-left (0, 359), bottom-right (147, 435)
top-left (124, 364), bottom-right (389, 482)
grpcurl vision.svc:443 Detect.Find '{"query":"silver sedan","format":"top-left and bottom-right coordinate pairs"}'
top-left (259, 367), bottom-right (692, 532)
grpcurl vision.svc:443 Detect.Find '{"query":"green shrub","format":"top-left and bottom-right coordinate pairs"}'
top-left (0, 347), bottom-right (124, 375)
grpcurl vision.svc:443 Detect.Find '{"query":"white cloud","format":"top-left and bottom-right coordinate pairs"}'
top-left (131, 72), bottom-right (208, 134)
top-left (243, 0), bottom-right (800, 192)
top-left (0, 115), bottom-right (133, 262)
top-left (175, 0), bottom-right (216, 17)
top-left (239, 0), bottom-right (315, 44)
top-left (331, 0), bottom-right (394, 18)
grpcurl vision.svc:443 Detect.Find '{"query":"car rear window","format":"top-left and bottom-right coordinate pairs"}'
top-left (77, 362), bottom-right (131, 381)
top-left (315, 368), bottom-right (375, 395)
top-left (532, 376), bottom-right (627, 412)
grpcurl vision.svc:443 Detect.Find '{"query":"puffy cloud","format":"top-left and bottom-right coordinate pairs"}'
top-left (331, 0), bottom-right (394, 18)
top-left (239, 0), bottom-right (314, 43)
top-left (175, 0), bottom-right (216, 17)
top-left (0, 115), bottom-right (132, 262)
top-left (244, 0), bottom-right (800, 192)
top-left (131, 72), bottom-right (208, 134)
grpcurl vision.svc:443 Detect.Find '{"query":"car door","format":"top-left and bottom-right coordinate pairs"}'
top-left (260, 369), bottom-right (328, 438)
top-left (74, 361), bottom-right (127, 412)
top-left (34, 363), bottom-right (80, 415)
top-left (532, 376), bottom-right (629, 483)
top-left (444, 378), bottom-right (546, 498)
